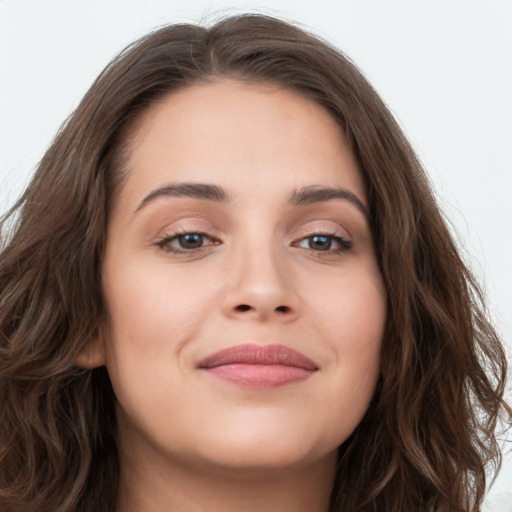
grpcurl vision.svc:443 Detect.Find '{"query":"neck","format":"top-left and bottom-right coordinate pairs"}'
top-left (116, 444), bottom-right (336, 512)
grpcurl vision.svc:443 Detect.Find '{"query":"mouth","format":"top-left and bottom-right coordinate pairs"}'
top-left (197, 344), bottom-right (319, 388)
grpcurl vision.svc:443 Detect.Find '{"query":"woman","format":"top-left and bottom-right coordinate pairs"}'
top-left (0, 13), bottom-right (509, 512)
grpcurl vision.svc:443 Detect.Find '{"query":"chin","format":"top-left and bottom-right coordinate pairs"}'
top-left (188, 419), bottom-right (341, 476)
top-left (196, 442), bottom-right (334, 477)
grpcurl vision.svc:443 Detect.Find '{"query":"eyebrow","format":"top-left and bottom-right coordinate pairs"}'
top-left (135, 182), bottom-right (370, 220)
top-left (136, 183), bottom-right (228, 211)
top-left (289, 185), bottom-right (370, 220)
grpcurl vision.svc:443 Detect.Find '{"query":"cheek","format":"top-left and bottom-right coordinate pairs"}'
top-left (100, 263), bottom-right (214, 438)
top-left (104, 259), bottom-right (212, 338)
top-left (306, 268), bottom-right (385, 432)
top-left (101, 259), bottom-right (218, 388)
top-left (309, 266), bottom-right (386, 355)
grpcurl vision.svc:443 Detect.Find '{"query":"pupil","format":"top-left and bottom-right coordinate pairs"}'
top-left (179, 234), bottom-right (203, 249)
top-left (310, 236), bottom-right (331, 250)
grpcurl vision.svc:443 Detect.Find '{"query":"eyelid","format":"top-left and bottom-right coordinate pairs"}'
top-left (155, 229), bottom-right (220, 254)
top-left (292, 231), bottom-right (352, 252)
top-left (152, 218), bottom-right (354, 256)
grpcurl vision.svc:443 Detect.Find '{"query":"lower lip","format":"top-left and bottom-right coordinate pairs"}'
top-left (202, 364), bottom-right (315, 388)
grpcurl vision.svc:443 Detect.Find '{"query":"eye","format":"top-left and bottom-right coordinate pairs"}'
top-left (156, 232), bottom-right (218, 253)
top-left (175, 233), bottom-right (206, 249)
top-left (294, 234), bottom-right (352, 252)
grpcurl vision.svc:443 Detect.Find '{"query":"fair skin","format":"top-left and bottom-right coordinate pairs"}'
top-left (80, 79), bottom-right (387, 512)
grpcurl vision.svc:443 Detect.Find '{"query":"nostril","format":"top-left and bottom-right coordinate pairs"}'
top-left (233, 304), bottom-right (291, 314)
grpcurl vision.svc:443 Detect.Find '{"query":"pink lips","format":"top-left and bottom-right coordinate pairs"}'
top-left (197, 344), bottom-right (318, 388)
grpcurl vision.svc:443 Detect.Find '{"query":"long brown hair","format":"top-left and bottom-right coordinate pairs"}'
top-left (0, 14), bottom-right (509, 512)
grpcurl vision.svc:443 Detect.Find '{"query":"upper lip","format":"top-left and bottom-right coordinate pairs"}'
top-left (197, 344), bottom-right (319, 371)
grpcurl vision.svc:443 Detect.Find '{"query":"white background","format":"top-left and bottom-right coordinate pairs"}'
top-left (1, 0), bottom-right (511, 509)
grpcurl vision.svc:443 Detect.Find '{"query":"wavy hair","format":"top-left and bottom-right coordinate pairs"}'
top-left (0, 13), bottom-right (509, 512)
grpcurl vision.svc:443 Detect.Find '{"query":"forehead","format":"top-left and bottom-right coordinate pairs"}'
top-left (116, 79), bottom-right (366, 210)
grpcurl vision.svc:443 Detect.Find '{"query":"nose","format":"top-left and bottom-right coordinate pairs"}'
top-left (221, 245), bottom-right (301, 323)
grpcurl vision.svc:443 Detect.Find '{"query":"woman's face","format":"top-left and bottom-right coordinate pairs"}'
top-left (95, 80), bottom-right (386, 475)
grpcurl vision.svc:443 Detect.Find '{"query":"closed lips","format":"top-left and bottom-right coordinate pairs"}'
top-left (197, 344), bottom-right (319, 370)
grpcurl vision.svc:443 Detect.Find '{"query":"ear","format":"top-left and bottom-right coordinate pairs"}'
top-left (75, 336), bottom-right (106, 369)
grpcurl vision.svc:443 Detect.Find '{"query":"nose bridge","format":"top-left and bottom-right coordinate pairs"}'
top-left (239, 240), bottom-right (285, 291)
top-left (221, 225), bottom-right (300, 321)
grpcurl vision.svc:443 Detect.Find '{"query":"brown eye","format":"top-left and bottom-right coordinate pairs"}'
top-left (307, 235), bottom-right (333, 251)
top-left (177, 233), bottom-right (204, 249)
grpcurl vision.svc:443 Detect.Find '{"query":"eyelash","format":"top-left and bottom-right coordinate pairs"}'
top-left (155, 230), bottom-right (352, 255)
top-left (291, 232), bottom-right (353, 254)
top-left (156, 231), bottom-right (219, 254)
